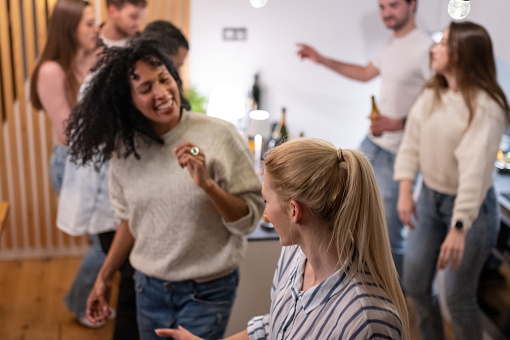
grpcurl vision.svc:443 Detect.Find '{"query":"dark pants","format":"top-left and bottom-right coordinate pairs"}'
top-left (99, 231), bottom-right (139, 340)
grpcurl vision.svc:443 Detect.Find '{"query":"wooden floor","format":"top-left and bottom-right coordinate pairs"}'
top-left (0, 256), bottom-right (472, 340)
top-left (0, 257), bottom-right (118, 340)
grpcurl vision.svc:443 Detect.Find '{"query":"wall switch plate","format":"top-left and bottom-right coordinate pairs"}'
top-left (223, 27), bottom-right (247, 41)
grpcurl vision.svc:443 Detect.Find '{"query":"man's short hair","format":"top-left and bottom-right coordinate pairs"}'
top-left (106, 0), bottom-right (147, 8)
top-left (140, 20), bottom-right (189, 56)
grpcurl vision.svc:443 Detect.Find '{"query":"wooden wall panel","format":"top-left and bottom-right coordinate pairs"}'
top-left (0, 0), bottom-right (190, 259)
top-left (0, 0), bottom-right (20, 251)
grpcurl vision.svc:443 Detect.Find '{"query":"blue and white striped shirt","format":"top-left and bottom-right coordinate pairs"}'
top-left (247, 245), bottom-right (402, 340)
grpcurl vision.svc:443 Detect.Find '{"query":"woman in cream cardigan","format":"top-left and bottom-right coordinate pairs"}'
top-left (395, 21), bottom-right (510, 340)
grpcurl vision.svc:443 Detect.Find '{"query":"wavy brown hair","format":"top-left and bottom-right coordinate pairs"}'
top-left (428, 21), bottom-right (510, 122)
top-left (264, 138), bottom-right (409, 339)
top-left (30, 0), bottom-right (90, 110)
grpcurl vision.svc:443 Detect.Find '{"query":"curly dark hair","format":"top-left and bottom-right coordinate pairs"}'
top-left (66, 39), bottom-right (190, 169)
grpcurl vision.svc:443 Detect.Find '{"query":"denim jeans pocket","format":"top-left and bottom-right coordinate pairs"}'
top-left (190, 271), bottom-right (238, 306)
top-left (134, 270), bottom-right (148, 293)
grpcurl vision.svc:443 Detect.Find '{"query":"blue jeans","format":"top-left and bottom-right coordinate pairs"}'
top-left (134, 269), bottom-right (239, 340)
top-left (50, 144), bottom-right (68, 195)
top-left (360, 137), bottom-right (405, 281)
top-left (404, 183), bottom-right (498, 340)
top-left (64, 234), bottom-right (107, 318)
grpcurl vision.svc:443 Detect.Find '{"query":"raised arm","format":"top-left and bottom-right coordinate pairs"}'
top-left (174, 142), bottom-right (249, 222)
top-left (36, 61), bottom-right (73, 145)
top-left (296, 43), bottom-right (380, 82)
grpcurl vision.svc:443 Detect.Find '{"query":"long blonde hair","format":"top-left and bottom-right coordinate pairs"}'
top-left (264, 138), bottom-right (409, 339)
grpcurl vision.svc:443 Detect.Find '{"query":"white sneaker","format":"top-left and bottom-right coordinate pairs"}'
top-left (108, 307), bottom-right (116, 320)
top-left (77, 307), bottom-right (115, 328)
top-left (78, 316), bottom-right (105, 328)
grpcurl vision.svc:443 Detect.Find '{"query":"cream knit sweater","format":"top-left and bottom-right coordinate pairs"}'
top-left (109, 111), bottom-right (265, 282)
top-left (394, 88), bottom-right (506, 231)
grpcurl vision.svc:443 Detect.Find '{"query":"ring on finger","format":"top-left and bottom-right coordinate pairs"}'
top-left (190, 146), bottom-right (200, 156)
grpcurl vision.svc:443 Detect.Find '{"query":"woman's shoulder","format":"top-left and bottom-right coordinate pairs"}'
top-left (38, 60), bottom-right (66, 79)
top-left (189, 111), bottom-right (234, 129)
top-left (342, 278), bottom-right (402, 336)
top-left (37, 61), bottom-right (67, 90)
top-left (468, 91), bottom-right (507, 126)
top-left (187, 112), bottom-right (242, 141)
top-left (347, 274), bottom-right (400, 314)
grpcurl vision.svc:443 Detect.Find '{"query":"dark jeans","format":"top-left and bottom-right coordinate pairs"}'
top-left (99, 231), bottom-right (139, 340)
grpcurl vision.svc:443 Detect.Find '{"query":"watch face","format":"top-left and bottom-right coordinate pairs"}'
top-left (455, 221), bottom-right (463, 230)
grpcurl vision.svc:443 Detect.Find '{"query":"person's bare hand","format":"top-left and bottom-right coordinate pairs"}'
top-left (86, 276), bottom-right (112, 323)
top-left (397, 190), bottom-right (417, 229)
top-left (296, 43), bottom-right (323, 64)
top-left (437, 229), bottom-right (466, 271)
top-left (174, 142), bottom-right (212, 190)
top-left (155, 325), bottom-right (204, 340)
top-left (370, 115), bottom-right (404, 136)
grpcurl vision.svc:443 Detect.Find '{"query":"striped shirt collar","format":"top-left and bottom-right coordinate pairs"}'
top-left (290, 246), bottom-right (353, 314)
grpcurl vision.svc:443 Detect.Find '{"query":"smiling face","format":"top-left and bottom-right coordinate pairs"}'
top-left (130, 60), bottom-right (181, 135)
top-left (262, 171), bottom-right (297, 246)
top-left (76, 6), bottom-right (98, 52)
top-left (431, 29), bottom-right (452, 76)
top-left (378, 0), bottom-right (414, 31)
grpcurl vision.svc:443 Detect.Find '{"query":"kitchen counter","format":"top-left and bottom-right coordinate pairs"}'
top-left (248, 219), bottom-right (278, 242)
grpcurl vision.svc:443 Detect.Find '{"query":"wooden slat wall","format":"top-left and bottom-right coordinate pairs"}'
top-left (0, 0), bottom-right (190, 260)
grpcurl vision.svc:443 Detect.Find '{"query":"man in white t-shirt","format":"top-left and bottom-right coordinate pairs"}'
top-left (297, 0), bottom-right (432, 284)
top-left (100, 0), bottom-right (147, 47)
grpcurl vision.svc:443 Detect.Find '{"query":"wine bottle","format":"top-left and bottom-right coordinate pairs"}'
top-left (278, 107), bottom-right (288, 145)
top-left (370, 95), bottom-right (381, 137)
top-left (267, 107), bottom-right (288, 149)
top-left (370, 95), bottom-right (379, 121)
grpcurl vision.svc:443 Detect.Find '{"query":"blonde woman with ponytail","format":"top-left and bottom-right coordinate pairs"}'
top-left (156, 138), bottom-right (408, 340)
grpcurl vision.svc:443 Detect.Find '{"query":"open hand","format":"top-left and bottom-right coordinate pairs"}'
top-left (155, 326), bottom-right (204, 340)
top-left (296, 43), bottom-right (323, 64)
top-left (437, 228), bottom-right (466, 271)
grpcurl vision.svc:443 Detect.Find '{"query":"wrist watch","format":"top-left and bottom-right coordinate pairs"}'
top-left (454, 220), bottom-right (464, 231)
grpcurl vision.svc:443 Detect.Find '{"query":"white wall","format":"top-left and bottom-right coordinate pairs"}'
top-left (189, 0), bottom-right (510, 149)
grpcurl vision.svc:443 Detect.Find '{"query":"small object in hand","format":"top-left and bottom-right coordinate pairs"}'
top-left (190, 146), bottom-right (200, 156)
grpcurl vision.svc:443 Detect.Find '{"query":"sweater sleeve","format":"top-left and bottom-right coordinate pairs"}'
top-left (452, 97), bottom-right (505, 231)
top-left (108, 157), bottom-right (130, 221)
top-left (394, 91), bottom-right (427, 181)
top-left (215, 124), bottom-right (265, 236)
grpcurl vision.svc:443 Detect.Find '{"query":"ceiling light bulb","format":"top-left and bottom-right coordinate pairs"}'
top-left (448, 0), bottom-right (470, 20)
top-left (249, 0), bottom-right (268, 8)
